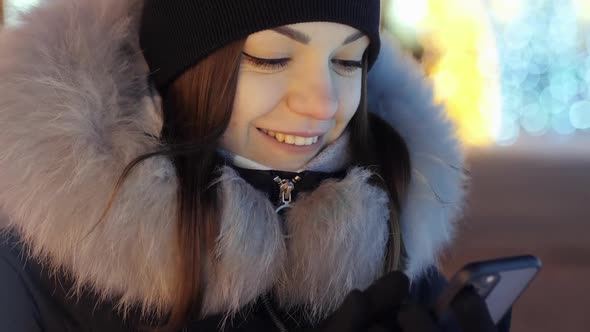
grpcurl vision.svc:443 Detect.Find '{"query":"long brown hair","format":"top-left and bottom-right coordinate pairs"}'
top-left (350, 54), bottom-right (411, 273)
top-left (105, 41), bottom-right (411, 331)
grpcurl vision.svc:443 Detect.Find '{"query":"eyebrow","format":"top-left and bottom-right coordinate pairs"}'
top-left (271, 27), bottom-right (366, 46)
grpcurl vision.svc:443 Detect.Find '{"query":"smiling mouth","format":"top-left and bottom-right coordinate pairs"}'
top-left (258, 128), bottom-right (320, 146)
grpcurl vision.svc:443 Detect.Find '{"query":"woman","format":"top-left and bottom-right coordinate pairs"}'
top-left (0, 0), bottom-right (508, 331)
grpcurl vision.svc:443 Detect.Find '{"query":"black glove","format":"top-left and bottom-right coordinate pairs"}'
top-left (299, 271), bottom-right (411, 332)
top-left (397, 285), bottom-right (498, 332)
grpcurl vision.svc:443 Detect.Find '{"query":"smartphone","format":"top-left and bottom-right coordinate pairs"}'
top-left (433, 255), bottom-right (541, 324)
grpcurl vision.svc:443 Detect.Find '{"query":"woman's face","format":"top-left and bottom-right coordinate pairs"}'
top-left (220, 22), bottom-right (370, 171)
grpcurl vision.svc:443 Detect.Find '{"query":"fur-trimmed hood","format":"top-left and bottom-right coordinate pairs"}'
top-left (0, 0), bottom-right (465, 322)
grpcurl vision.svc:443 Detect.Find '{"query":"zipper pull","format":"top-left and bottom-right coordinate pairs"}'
top-left (273, 175), bottom-right (301, 213)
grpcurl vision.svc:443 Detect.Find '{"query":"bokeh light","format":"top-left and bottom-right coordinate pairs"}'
top-left (388, 0), bottom-right (429, 31)
top-left (491, 0), bottom-right (590, 144)
top-left (551, 111), bottom-right (577, 136)
top-left (573, 0), bottom-right (590, 22)
top-left (385, 0), bottom-right (590, 146)
top-left (386, 0), bottom-right (503, 146)
top-left (489, 0), bottom-right (526, 24)
top-left (570, 101), bottom-right (590, 129)
top-left (3, 0), bottom-right (42, 26)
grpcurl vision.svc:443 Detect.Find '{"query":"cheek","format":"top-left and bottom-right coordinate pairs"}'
top-left (323, 77), bottom-right (362, 144)
top-left (221, 72), bottom-right (285, 152)
top-left (333, 77), bottom-right (363, 134)
top-left (233, 72), bottom-right (287, 118)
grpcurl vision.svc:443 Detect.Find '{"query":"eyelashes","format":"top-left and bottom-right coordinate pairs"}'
top-left (241, 52), bottom-right (363, 75)
top-left (242, 52), bottom-right (290, 71)
top-left (333, 59), bottom-right (364, 73)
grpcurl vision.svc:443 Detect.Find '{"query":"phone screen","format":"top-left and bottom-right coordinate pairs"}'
top-left (482, 267), bottom-right (539, 323)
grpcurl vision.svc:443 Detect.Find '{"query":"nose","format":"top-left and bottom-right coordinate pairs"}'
top-left (286, 68), bottom-right (338, 121)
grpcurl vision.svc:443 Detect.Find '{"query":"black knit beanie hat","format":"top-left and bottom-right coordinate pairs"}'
top-left (139, 0), bottom-right (381, 94)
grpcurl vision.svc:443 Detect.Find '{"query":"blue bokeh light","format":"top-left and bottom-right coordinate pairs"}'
top-left (492, 0), bottom-right (590, 144)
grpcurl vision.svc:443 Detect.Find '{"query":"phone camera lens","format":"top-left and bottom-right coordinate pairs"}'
top-left (485, 275), bottom-right (497, 284)
top-left (472, 274), bottom-right (500, 298)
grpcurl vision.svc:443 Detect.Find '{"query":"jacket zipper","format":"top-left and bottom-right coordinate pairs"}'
top-left (260, 175), bottom-right (302, 332)
top-left (273, 175), bottom-right (301, 213)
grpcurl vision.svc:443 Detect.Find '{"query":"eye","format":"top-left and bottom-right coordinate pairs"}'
top-left (242, 52), bottom-right (290, 72)
top-left (332, 59), bottom-right (363, 76)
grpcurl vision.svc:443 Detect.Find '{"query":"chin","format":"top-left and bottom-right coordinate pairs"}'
top-left (258, 155), bottom-right (310, 172)
top-left (265, 160), bottom-right (305, 172)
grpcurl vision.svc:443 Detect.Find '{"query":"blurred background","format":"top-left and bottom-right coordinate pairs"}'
top-left (382, 1), bottom-right (590, 331)
top-left (2, 0), bottom-right (589, 331)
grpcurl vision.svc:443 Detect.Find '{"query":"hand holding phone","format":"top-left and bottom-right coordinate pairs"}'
top-left (433, 255), bottom-right (542, 324)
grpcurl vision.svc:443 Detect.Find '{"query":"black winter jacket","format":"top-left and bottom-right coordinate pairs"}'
top-left (0, 231), bottom-right (510, 332)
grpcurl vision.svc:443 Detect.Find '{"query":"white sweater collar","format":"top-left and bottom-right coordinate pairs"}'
top-left (220, 131), bottom-right (352, 173)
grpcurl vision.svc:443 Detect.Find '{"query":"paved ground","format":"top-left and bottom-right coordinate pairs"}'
top-left (441, 141), bottom-right (590, 332)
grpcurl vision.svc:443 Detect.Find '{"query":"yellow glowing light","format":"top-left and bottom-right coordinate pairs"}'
top-left (573, 0), bottom-right (590, 21)
top-left (386, 0), bottom-right (430, 48)
top-left (412, 0), bottom-right (502, 146)
top-left (389, 0), bottom-right (429, 29)
top-left (432, 71), bottom-right (458, 100)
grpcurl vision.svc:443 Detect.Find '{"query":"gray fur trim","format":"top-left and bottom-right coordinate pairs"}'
top-left (200, 167), bottom-right (390, 321)
top-left (368, 36), bottom-right (466, 279)
top-left (0, 0), bottom-right (180, 315)
top-left (276, 168), bottom-right (390, 323)
top-left (201, 167), bottom-right (286, 316)
top-left (0, 0), bottom-right (465, 318)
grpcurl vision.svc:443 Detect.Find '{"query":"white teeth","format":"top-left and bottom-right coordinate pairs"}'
top-left (294, 136), bottom-right (306, 146)
top-left (260, 128), bottom-right (319, 146)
